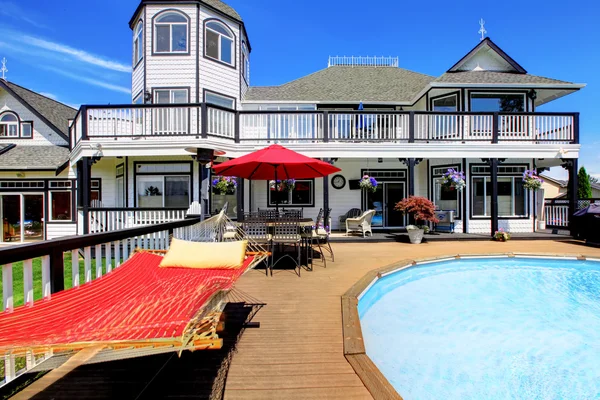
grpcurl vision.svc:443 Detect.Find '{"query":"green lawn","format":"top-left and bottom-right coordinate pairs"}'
top-left (1, 253), bottom-right (109, 309)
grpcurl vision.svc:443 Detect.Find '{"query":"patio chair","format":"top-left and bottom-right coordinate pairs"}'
top-left (302, 209), bottom-right (326, 269)
top-left (242, 220), bottom-right (272, 275)
top-left (338, 208), bottom-right (362, 230)
top-left (270, 217), bottom-right (301, 276)
top-left (320, 208), bottom-right (335, 262)
top-left (346, 210), bottom-right (376, 237)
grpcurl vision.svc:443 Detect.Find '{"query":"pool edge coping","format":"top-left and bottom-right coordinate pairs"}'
top-left (341, 252), bottom-right (599, 400)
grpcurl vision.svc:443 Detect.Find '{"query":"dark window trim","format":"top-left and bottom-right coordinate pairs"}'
top-left (203, 17), bottom-right (237, 70)
top-left (46, 179), bottom-right (77, 223)
top-left (19, 120), bottom-right (34, 139)
top-left (468, 90), bottom-right (530, 112)
top-left (203, 88), bottom-right (237, 109)
top-left (359, 168), bottom-right (408, 217)
top-left (133, 161), bottom-right (194, 207)
top-left (430, 163), bottom-right (463, 220)
top-left (151, 9), bottom-right (191, 56)
top-left (469, 162), bottom-right (531, 220)
top-left (133, 19), bottom-right (144, 70)
top-left (91, 178), bottom-right (102, 202)
top-left (429, 91), bottom-right (461, 112)
top-left (266, 178), bottom-right (315, 208)
top-left (241, 40), bottom-right (249, 85)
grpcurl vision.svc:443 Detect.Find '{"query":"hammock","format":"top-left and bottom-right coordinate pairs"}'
top-left (0, 211), bottom-right (268, 359)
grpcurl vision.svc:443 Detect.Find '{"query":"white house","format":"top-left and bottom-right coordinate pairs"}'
top-left (0, 80), bottom-right (77, 243)
top-left (66, 0), bottom-right (584, 237)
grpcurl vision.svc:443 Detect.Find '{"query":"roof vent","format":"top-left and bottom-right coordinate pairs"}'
top-left (328, 56), bottom-right (398, 68)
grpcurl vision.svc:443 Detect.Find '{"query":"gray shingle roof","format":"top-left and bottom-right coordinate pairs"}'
top-left (202, 0), bottom-right (241, 21)
top-left (245, 66), bottom-right (434, 103)
top-left (435, 71), bottom-right (573, 85)
top-left (1, 80), bottom-right (77, 136)
top-left (0, 145), bottom-right (70, 170)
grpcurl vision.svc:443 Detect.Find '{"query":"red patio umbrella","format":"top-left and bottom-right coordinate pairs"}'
top-left (213, 144), bottom-right (341, 211)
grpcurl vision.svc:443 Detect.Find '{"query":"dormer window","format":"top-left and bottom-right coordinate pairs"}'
top-left (154, 11), bottom-right (188, 54)
top-left (205, 20), bottom-right (234, 66)
top-left (133, 21), bottom-right (143, 64)
top-left (0, 112), bottom-right (18, 137)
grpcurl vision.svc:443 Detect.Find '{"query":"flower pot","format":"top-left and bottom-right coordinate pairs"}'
top-left (406, 225), bottom-right (425, 244)
top-left (537, 220), bottom-right (546, 230)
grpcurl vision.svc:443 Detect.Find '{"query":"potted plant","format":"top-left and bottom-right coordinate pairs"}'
top-left (522, 169), bottom-right (543, 191)
top-left (359, 175), bottom-right (378, 193)
top-left (441, 168), bottom-right (466, 191)
top-left (212, 176), bottom-right (237, 195)
top-left (394, 196), bottom-right (439, 244)
top-left (494, 228), bottom-right (511, 242)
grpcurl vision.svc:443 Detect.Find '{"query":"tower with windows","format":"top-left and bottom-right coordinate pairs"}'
top-left (129, 0), bottom-right (249, 109)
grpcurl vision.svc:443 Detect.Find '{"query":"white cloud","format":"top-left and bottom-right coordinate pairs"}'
top-left (42, 67), bottom-right (130, 95)
top-left (0, 1), bottom-right (47, 29)
top-left (20, 35), bottom-right (131, 73)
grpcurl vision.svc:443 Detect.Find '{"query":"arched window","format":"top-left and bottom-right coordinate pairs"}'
top-left (154, 11), bottom-right (188, 54)
top-left (0, 112), bottom-right (18, 137)
top-left (205, 20), bottom-right (234, 66)
top-left (133, 21), bottom-right (144, 64)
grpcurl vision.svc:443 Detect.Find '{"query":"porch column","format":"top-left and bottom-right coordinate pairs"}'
top-left (323, 158), bottom-right (330, 214)
top-left (236, 177), bottom-right (244, 221)
top-left (200, 166), bottom-right (209, 218)
top-left (565, 158), bottom-right (578, 235)
top-left (407, 158), bottom-right (416, 197)
top-left (77, 157), bottom-right (92, 234)
top-left (490, 158), bottom-right (499, 237)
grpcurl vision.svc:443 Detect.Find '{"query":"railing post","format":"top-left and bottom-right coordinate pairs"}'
top-left (234, 110), bottom-right (240, 143)
top-left (50, 247), bottom-right (65, 293)
top-left (573, 112), bottom-right (580, 144)
top-left (490, 158), bottom-right (499, 237)
top-left (408, 112), bottom-right (415, 143)
top-left (201, 103), bottom-right (208, 139)
top-left (492, 112), bottom-right (499, 143)
top-left (81, 106), bottom-right (88, 140)
top-left (323, 111), bottom-right (329, 142)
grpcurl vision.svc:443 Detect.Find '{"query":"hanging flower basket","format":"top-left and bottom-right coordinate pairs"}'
top-left (522, 169), bottom-right (543, 191)
top-left (360, 175), bottom-right (378, 193)
top-left (212, 176), bottom-right (237, 195)
top-left (441, 168), bottom-right (466, 191)
top-left (269, 179), bottom-right (295, 192)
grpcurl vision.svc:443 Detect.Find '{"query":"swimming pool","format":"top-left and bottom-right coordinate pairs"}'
top-left (358, 257), bottom-right (600, 399)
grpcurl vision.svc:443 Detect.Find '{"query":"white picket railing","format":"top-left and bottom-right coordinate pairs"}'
top-left (88, 209), bottom-right (188, 233)
top-left (239, 113), bottom-right (324, 142)
top-left (328, 113), bottom-right (409, 141)
top-left (545, 204), bottom-right (570, 227)
top-left (207, 106), bottom-right (235, 138)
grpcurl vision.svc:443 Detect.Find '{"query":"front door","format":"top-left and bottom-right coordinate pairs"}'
top-left (385, 182), bottom-right (405, 227)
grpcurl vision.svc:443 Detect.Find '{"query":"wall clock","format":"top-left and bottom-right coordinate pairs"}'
top-left (332, 174), bottom-right (346, 189)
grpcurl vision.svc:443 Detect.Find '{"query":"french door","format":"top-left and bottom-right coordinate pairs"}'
top-left (1, 193), bottom-right (45, 243)
top-left (153, 89), bottom-right (189, 134)
top-left (364, 182), bottom-right (406, 228)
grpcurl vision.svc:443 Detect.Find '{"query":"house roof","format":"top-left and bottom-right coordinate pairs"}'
top-left (540, 173), bottom-right (567, 187)
top-left (434, 71), bottom-right (575, 86)
top-left (0, 145), bottom-right (70, 170)
top-left (448, 38), bottom-right (527, 73)
top-left (0, 80), bottom-right (77, 141)
top-left (245, 66), bottom-right (435, 103)
top-left (201, 0), bottom-right (241, 20)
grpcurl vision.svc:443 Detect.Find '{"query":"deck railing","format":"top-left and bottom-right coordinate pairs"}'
top-left (71, 104), bottom-right (579, 146)
top-left (0, 217), bottom-right (202, 386)
top-left (544, 198), bottom-right (600, 228)
top-left (88, 207), bottom-right (189, 233)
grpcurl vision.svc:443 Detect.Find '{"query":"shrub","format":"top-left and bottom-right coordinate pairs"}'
top-left (394, 196), bottom-right (439, 224)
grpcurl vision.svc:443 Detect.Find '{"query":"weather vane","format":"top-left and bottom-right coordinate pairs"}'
top-left (0, 58), bottom-right (7, 80)
top-left (478, 19), bottom-right (487, 41)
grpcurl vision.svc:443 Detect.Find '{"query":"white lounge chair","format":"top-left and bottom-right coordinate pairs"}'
top-left (346, 210), bottom-right (376, 237)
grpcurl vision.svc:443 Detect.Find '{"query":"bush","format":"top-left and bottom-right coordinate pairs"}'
top-left (394, 196), bottom-right (439, 224)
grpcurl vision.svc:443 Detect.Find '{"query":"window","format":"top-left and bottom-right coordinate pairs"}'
top-left (0, 112), bottom-right (18, 137)
top-left (135, 163), bottom-right (191, 208)
top-left (432, 165), bottom-right (461, 219)
top-left (20, 122), bottom-right (32, 138)
top-left (205, 91), bottom-right (235, 109)
top-left (154, 88), bottom-right (189, 133)
top-left (91, 179), bottom-right (101, 202)
top-left (470, 93), bottom-right (525, 112)
top-left (268, 179), bottom-right (314, 207)
top-left (116, 164), bottom-right (125, 207)
top-left (432, 94), bottom-right (458, 112)
top-left (242, 42), bottom-right (249, 82)
top-left (133, 21), bottom-right (144, 64)
top-left (205, 20), bottom-right (234, 66)
top-left (154, 88), bottom-right (188, 104)
top-left (154, 11), bottom-right (188, 54)
top-left (50, 191), bottom-right (72, 221)
top-left (471, 167), bottom-right (528, 218)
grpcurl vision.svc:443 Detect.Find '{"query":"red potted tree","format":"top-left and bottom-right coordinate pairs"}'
top-left (394, 196), bottom-right (439, 244)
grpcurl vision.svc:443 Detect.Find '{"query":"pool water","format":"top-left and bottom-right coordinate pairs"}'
top-left (358, 258), bottom-right (600, 400)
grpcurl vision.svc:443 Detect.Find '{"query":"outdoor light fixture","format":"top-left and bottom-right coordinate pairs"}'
top-left (144, 89), bottom-right (152, 104)
top-left (378, 158), bottom-right (383, 163)
top-left (185, 147), bottom-right (226, 165)
top-left (528, 89), bottom-right (537, 100)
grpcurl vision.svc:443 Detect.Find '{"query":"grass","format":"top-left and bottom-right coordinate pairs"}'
top-left (1, 252), bottom-right (109, 309)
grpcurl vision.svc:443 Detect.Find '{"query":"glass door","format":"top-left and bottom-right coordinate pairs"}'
top-left (23, 194), bottom-right (44, 242)
top-left (365, 186), bottom-right (383, 228)
top-left (1, 194), bottom-right (45, 243)
top-left (1, 194), bottom-right (21, 242)
top-left (384, 182), bottom-right (405, 227)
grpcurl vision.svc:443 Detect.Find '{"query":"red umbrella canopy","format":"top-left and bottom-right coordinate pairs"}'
top-left (213, 144), bottom-right (341, 180)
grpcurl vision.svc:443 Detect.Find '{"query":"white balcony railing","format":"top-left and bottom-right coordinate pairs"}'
top-left (88, 208), bottom-right (188, 233)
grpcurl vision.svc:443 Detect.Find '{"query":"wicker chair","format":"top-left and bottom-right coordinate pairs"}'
top-left (338, 208), bottom-right (362, 230)
top-left (346, 210), bottom-right (376, 237)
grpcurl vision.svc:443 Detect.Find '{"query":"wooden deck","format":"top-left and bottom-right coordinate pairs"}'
top-left (224, 239), bottom-right (600, 400)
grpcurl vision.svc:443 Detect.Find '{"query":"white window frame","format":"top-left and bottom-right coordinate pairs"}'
top-left (205, 91), bottom-right (235, 109)
top-left (205, 20), bottom-right (234, 66)
top-left (20, 122), bottom-right (32, 138)
top-left (471, 175), bottom-right (528, 218)
top-left (0, 112), bottom-right (19, 137)
top-left (133, 20), bottom-right (144, 64)
top-left (432, 94), bottom-right (458, 112)
top-left (49, 190), bottom-right (72, 221)
top-left (242, 42), bottom-right (250, 83)
top-left (154, 11), bottom-right (188, 54)
top-left (154, 88), bottom-right (189, 104)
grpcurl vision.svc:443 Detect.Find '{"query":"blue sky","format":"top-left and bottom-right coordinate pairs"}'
top-left (0, 0), bottom-right (598, 178)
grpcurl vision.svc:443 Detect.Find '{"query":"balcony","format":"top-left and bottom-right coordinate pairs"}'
top-left (70, 104), bottom-right (579, 148)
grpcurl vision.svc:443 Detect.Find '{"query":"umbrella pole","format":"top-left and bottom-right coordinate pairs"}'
top-left (274, 168), bottom-right (279, 213)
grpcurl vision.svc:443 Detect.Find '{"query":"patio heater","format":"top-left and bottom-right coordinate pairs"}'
top-left (185, 147), bottom-right (226, 218)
